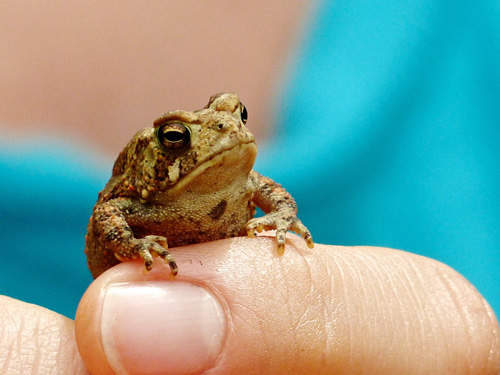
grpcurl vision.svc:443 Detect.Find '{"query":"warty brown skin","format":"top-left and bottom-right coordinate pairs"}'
top-left (85, 93), bottom-right (313, 278)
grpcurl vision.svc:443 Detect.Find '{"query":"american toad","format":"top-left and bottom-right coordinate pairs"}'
top-left (85, 93), bottom-right (313, 278)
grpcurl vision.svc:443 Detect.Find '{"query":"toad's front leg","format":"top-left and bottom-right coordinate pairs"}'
top-left (246, 171), bottom-right (314, 255)
top-left (85, 198), bottom-right (178, 278)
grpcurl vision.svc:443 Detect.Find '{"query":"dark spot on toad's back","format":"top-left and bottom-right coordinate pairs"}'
top-left (209, 200), bottom-right (227, 220)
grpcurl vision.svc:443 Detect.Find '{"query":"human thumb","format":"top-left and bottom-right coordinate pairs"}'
top-left (75, 236), bottom-right (500, 374)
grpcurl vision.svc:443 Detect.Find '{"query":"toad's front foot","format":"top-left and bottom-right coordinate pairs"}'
top-left (246, 213), bottom-right (314, 255)
top-left (121, 235), bottom-right (178, 276)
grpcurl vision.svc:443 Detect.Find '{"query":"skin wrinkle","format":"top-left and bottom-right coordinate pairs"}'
top-left (320, 250), bottom-right (346, 371)
top-left (394, 255), bottom-right (438, 371)
top-left (227, 303), bottom-right (265, 370)
top-left (36, 315), bottom-right (62, 373)
top-left (411, 258), bottom-right (454, 372)
top-left (20, 316), bottom-right (37, 374)
top-left (311, 254), bottom-right (332, 370)
top-left (356, 252), bottom-right (400, 372)
top-left (295, 276), bottom-right (321, 368)
top-left (281, 248), bottom-right (309, 369)
top-left (58, 322), bottom-right (78, 374)
top-left (319, 297), bottom-right (332, 370)
top-left (16, 313), bottom-right (25, 373)
top-left (333, 251), bottom-right (355, 368)
top-left (288, 293), bottom-right (303, 365)
top-left (179, 248), bottom-right (249, 373)
top-left (338, 249), bottom-right (484, 374)
top-left (0, 310), bottom-right (14, 374)
top-left (436, 269), bottom-right (468, 371)
top-left (393, 256), bottom-right (426, 345)
top-left (385, 254), bottom-right (448, 373)
top-left (15, 313), bottom-right (31, 374)
top-left (238, 253), bottom-right (273, 374)
top-left (32, 316), bottom-right (42, 374)
top-left (218, 238), bottom-right (270, 363)
top-left (0, 297), bottom-right (87, 375)
top-left (377, 254), bottom-right (413, 366)
top-left (304, 251), bottom-right (332, 372)
top-left (1, 340), bottom-right (14, 374)
top-left (342, 249), bottom-right (447, 373)
top-left (355, 252), bottom-right (386, 360)
top-left (58, 335), bottom-right (75, 375)
top-left (366, 264), bottom-right (391, 373)
top-left (345, 252), bottom-right (372, 362)
top-left (485, 299), bottom-right (500, 372)
top-left (296, 252), bottom-right (333, 374)
top-left (42, 317), bottom-right (68, 374)
top-left (349, 253), bottom-right (385, 371)
top-left (343, 255), bottom-right (367, 366)
top-left (274, 253), bottom-right (298, 373)
top-left (406, 256), bottom-right (445, 371)
top-left (228, 237), bottom-right (325, 373)
top-left (483, 296), bottom-right (500, 374)
top-left (435, 267), bottom-right (480, 371)
top-left (391, 256), bottom-right (428, 370)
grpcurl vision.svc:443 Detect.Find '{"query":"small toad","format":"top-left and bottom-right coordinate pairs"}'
top-left (85, 93), bottom-right (313, 278)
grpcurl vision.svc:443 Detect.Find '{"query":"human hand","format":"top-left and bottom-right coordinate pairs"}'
top-left (1, 237), bottom-right (498, 374)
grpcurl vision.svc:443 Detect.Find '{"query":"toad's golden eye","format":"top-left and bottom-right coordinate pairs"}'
top-left (239, 103), bottom-right (248, 125)
top-left (155, 122), bottom-right (191, 151)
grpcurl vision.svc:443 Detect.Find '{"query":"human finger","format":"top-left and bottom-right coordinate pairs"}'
top-left (0, 295), bottom-right (87, 374)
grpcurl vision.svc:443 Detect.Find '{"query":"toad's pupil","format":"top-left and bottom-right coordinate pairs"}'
top-left (240, 104), bottom-right (248, 124)
top-left (164, 129), bottom-right (185, 143)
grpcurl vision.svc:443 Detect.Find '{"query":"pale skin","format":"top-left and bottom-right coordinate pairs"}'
top-left (1, 237), bottom-right (499, 374)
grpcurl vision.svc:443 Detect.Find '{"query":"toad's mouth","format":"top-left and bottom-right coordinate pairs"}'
top-left (168, 141), bottom-right (257, 193)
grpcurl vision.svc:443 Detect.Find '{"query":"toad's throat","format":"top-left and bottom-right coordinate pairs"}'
top-left (168, 141), bottom-right (257, 194)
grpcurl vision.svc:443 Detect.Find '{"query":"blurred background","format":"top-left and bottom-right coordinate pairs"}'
top-left (1, 1), bottom-right (498, 318)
